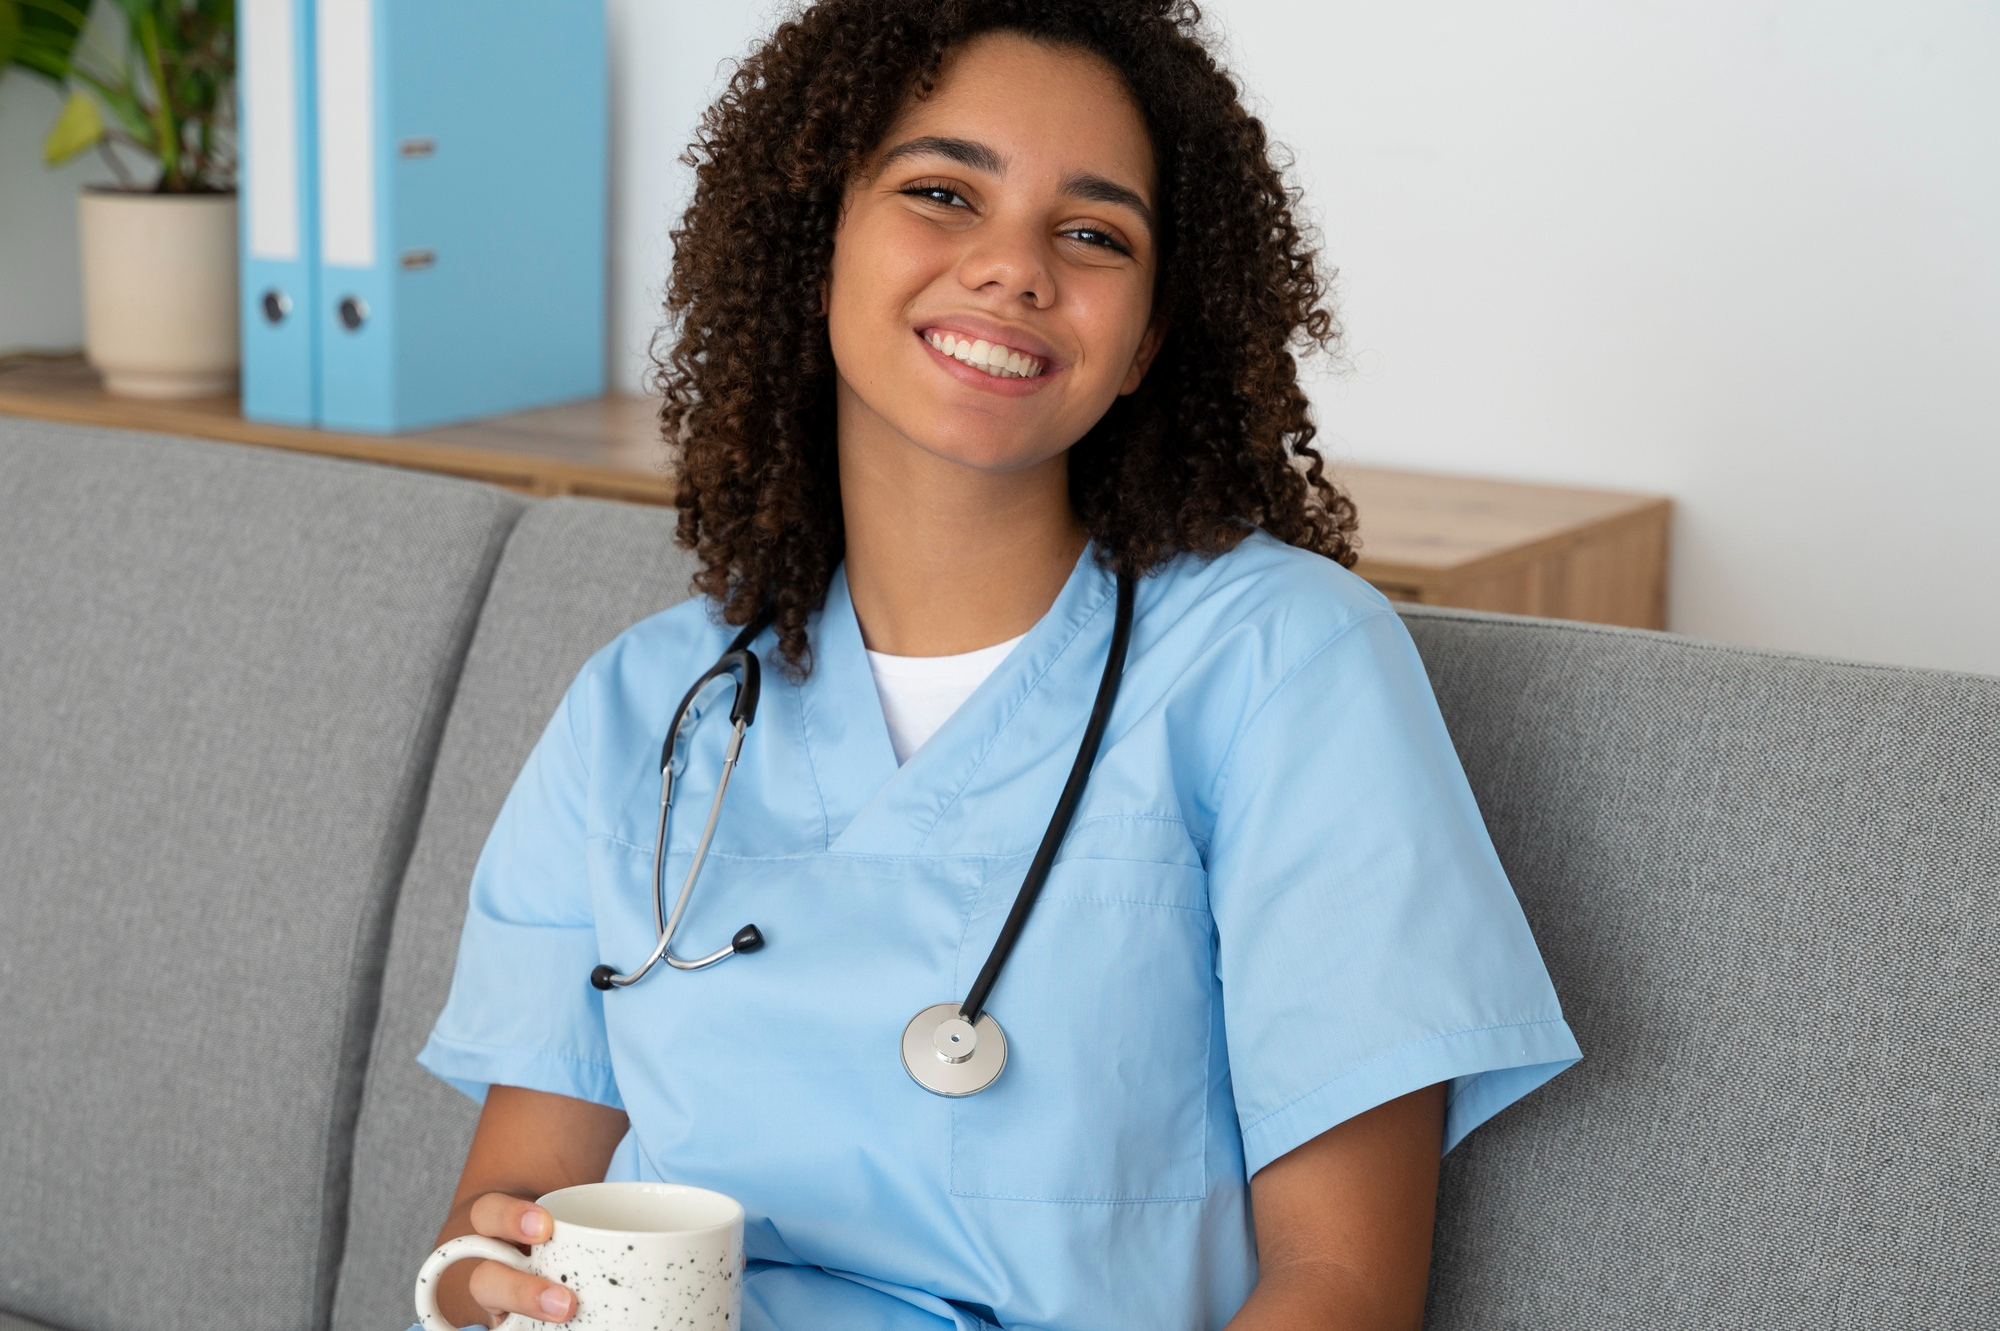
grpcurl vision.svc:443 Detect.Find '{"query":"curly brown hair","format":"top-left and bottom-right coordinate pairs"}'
top-left (654, 0), bottom-right (1356, 672)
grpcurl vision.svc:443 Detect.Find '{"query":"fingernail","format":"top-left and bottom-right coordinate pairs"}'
top-left (540, 1287), bottom-right (571, 1318)
top-left (521, 1209), bottom-right (549, 1241)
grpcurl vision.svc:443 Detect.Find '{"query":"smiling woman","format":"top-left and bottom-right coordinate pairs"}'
top-left (410, 4), bottom-right (1581, 1330)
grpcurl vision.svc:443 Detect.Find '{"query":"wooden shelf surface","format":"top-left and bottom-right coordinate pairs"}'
top-left (0, 354), bottom-right (1671, 628)
top-left (0, 354), bottom-right (671, 502)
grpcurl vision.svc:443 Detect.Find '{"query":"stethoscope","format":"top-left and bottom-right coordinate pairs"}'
top-left (591, 573), bottom-right (1135, 1097)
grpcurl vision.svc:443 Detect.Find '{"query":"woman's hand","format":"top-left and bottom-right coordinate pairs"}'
top-left (431, 1085), bottom-right (630, 1328)
top-left (443, 1191), bottom-right (579, 1326)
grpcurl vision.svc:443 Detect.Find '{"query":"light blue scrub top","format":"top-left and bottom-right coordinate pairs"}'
top-left (419, 532), bottom-right (1581, 1330)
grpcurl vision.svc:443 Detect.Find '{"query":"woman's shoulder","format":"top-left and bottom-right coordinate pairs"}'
top-left (1144, 529), bottom-right (1399, 673)
top-left (1116, 533), bottom-right (1434, 848)
top-left (562, 594), bottom-right (739, 723)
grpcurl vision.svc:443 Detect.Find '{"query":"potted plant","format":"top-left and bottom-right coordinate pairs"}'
top-left (1, 0), bottom-right (237, 398)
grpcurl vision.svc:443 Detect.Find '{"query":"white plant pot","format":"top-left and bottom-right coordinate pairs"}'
top-left (78, 189), bottom-right (240, 399)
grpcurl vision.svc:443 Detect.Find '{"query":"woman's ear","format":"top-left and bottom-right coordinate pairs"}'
top-left (1118, 317), bottom-right (1170, 396)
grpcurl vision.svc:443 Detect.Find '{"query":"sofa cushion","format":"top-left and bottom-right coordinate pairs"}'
top-left (1404, 608), bottom-right (2000, 1329)
top-left (329, 498), bottom-right (695, 1331)
top-left (0, 1312), bottom-right (63, 1331)
top-left (0, 421), bottom-right (521, 1331)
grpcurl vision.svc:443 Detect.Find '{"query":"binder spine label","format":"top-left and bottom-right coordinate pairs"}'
top-left (242, 0), bottom-right (299, 260)
top-left (318, 0), bottom-right (376, 269)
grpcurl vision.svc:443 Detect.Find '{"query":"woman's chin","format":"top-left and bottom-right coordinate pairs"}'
top-left (910, 430), bottom-right (1073, 475)
top-left (883, 405), bottom-right (1082, 476)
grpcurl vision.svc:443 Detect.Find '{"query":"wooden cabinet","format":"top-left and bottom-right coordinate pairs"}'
top-left (1340, 465), bottom-right (1669, 628)
top-left (0, 354), bottom-right (1671, 629)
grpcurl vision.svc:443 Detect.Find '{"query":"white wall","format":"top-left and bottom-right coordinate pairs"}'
top-left (603, 0), bottom-right (779, 395)
top-left (0, 72), bottom-right (118, 350)
top-left (1208, 0), bottom-right (2000, 675)
top-left (5, 1), bottom-right (1994, 674)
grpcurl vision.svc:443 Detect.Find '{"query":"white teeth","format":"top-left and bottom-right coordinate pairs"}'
top-left (926, 330), bottom-right (1043, 379)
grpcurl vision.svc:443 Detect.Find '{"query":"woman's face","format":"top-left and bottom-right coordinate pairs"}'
top-left (825, 32), bottom-right (1164, 476)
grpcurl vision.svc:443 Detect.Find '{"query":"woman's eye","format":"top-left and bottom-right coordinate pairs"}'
top-left (902, 185), bottom-right (968, 209)
top-left (1063, 227), bottom-right (1130, 256)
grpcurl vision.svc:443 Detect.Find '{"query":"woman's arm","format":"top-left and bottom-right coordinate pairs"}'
top-left (1226, 1082), bottom-right (1446, 1331)
top-left (430, 1084), bottom-right (630, 1329)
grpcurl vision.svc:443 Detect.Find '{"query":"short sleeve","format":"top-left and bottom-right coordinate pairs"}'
top-left (417, 679), bottom-right (624, 1110)
top-left (1208, 610), bottom-right (1580, 1173)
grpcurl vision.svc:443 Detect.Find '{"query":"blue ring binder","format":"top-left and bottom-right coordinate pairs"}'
top-left (241, 0), bottom-right (607, 433)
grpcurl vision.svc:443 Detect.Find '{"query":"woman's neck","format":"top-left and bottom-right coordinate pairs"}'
top-left (838, 423), bottom-right (1087, 659)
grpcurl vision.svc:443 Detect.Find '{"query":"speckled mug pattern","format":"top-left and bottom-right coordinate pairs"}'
top-left (503, 1229), bottom-right (743, 1330)
top-left (415, 1183), bottom-right (744, 1331)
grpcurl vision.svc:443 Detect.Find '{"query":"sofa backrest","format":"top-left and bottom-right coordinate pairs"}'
top-left (328, 498), bottom-right (696, 1331)
top-left (0, 422), bottom-right (521, 1331)
top-left (1404, 608), bottom-right (2000, 1329)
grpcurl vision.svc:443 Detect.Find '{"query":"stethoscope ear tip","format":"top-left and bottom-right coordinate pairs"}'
top-left (732, 924), bottom-right (765, 955)
top-left (589, 964), bottom-right (619, 991)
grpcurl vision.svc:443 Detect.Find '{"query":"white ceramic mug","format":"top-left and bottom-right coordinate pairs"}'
top-left (415, 1181), bottom-right (744, 1331)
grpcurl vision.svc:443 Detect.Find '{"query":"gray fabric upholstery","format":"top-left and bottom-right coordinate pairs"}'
top-left (0, 1313), bottom-right (65, 1331)
top-left (329, 499), bottom-right (695, 1331)
top-left (1402, 607), bottom-right (2000, 1330)
top-left (0, 421), bottom-right (521, 1331)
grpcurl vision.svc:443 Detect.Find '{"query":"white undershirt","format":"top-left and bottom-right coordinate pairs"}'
top-left (865, 634), bottom-right (1026, 764)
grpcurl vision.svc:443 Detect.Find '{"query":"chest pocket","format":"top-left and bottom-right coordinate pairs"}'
top-left (949, 839), bottom-right (1213, 1204)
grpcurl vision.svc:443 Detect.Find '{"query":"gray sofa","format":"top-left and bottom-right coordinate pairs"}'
top-left (2, 417), bottom-right (1994, 1331)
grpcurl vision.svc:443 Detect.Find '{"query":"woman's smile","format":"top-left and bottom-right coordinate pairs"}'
top-left (921, 329), bottom-right (1050, 381)
top-left (917, 321), bottom-right (1060, 396)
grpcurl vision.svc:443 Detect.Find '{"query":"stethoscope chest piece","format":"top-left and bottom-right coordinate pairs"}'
top-left (901, 1002), bottom-right (1008, 1097)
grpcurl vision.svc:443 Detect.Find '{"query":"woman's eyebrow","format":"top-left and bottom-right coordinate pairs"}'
top-left (877, 135), bottom-right (1004, 174)
top-left (1060, 170), bottom-right (1156, 237)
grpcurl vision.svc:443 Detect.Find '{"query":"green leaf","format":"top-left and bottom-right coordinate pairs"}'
top-left (10, 0), bottom-right (92, 80)
top-left (0, 0), bottom-right (23, 73)
top-left (42, 86), bottom-right (102, 164)
top-left (132, 8), bottom-right (178, 183)
top-left (72, 72), bottom-right (149, 150)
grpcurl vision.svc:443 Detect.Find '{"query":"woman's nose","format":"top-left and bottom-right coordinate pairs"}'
top-left (956, 219), bottom-right (1055, 309)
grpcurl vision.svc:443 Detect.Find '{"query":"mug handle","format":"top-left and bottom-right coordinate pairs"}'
top-left (414, 1234), bottom-right (530, 1331)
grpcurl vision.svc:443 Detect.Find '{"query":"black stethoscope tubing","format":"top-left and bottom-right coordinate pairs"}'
top-left (956, 571), bottom-right (1133, 1024)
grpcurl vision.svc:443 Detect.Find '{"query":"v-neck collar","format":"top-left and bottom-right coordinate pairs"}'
top-left (794, 564), bottom-right (899, 844)
top-left (795, 549), bottom-right (1117, 857)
